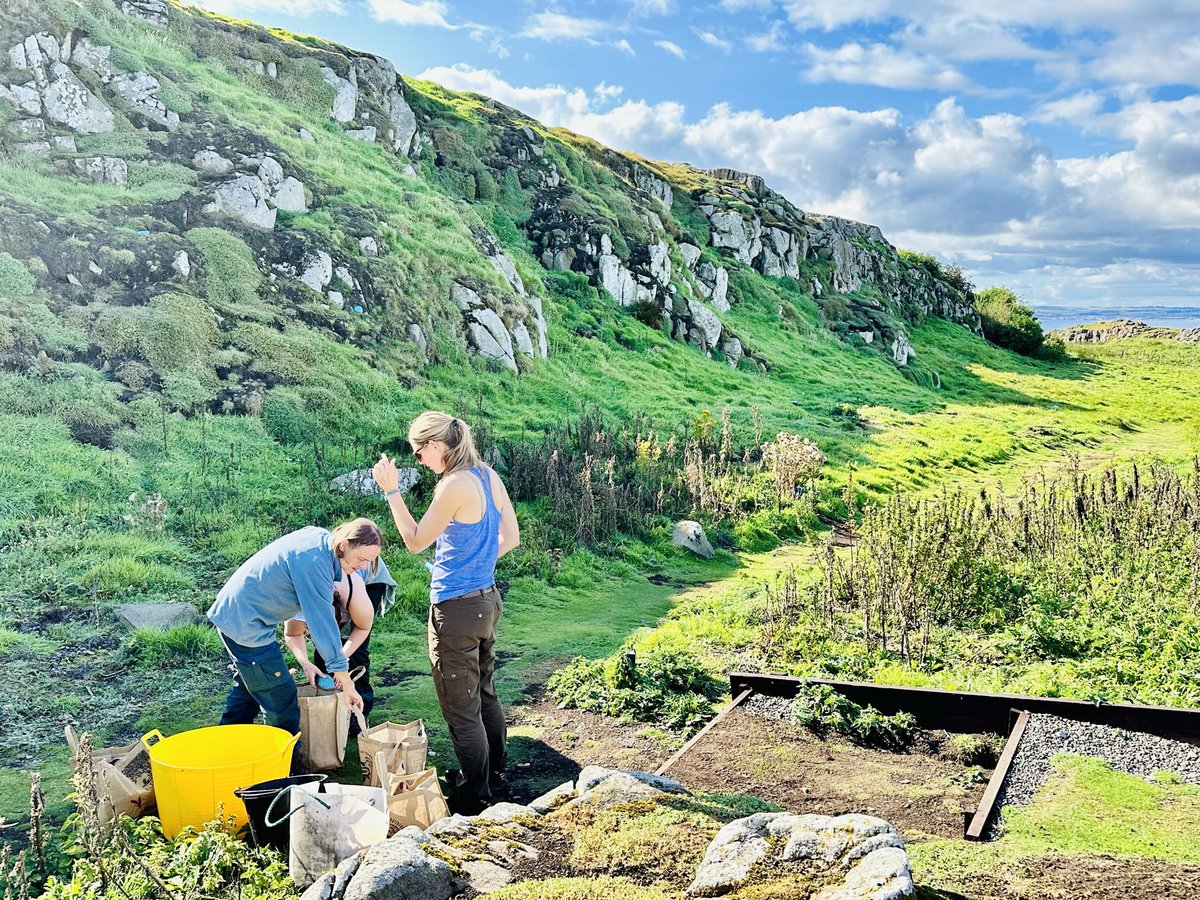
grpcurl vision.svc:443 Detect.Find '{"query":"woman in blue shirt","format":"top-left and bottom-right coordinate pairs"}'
top-left (373, 412), bottom-right (519, 813)
top-left (208, 519), bottom-right (381, 742)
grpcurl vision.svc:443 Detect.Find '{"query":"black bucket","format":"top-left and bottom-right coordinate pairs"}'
top-left (235, 773), bottom-right (326, 854)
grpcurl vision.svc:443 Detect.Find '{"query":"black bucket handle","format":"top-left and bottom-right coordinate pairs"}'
top-left (263, 783), bottom-right (330, 828)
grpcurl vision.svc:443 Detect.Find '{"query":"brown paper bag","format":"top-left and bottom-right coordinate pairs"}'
top-left (64, 725), bottom-right (155, 825)
top-left (297, 686), bottom-right (351, 771)
top-left (376, 755), bottom-right (450, 832)
top-left (358, 719), bottom-right (428, 786)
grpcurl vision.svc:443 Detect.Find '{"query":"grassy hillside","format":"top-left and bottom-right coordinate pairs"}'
top-left (3, 0), bottom-right (1200, 895)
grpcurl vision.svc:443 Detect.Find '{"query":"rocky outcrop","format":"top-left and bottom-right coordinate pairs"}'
top-left (294, 767), bottom-right (911, 900)
top-left (1055, 319), bottom-right (1200, 344)
top-left (111, 70), bottom-right (179, 130)
top-left (120, 0), bottom-right (169, 26)
top-left (197, 152), bottom-right (308, 230)
top-left (687, 812), bottom-right (914, 899)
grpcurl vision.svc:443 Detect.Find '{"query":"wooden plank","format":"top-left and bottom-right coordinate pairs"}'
top-left (966, 709), bottom-right (1030, 840)
top-left (656, 688), bottom-right (754, 777)
top-left (728, 672), bottom-right (1200, 745)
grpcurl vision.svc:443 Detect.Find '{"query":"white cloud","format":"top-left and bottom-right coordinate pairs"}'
top-left (366, 0), bottom-right (451, 27)
top-left (745, 21), bottom-right (787, 53)
top-left (595, 82), bottom-right (625, 102)
top-left (413, 64), bottom-right (1200, 306)
top-left (521, 11), bottom-right (609, 42)
top-left (718, 0), bottom-right (775, 9)
top-left (192, 0), bottom-right (343, 15)
top-left (694, 28), bottom-right (733, 53)
top-left (628, 0), bottom-right (674, 14)
top-left (416, 64), bottom-right (595, 121)
top-left (615, 39), bottom-right (636, 55)
top-left (803, 42), bottom-right (977, 91)
top-left (655, 39), bottom-right (687, 59)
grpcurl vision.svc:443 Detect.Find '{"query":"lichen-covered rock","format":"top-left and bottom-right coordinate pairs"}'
top-left (300, 251), bottom-right (333, 291)
top-left (330, 467), bottom-right (419, 497)
top-left (111, 70), bottom-right (179, 130)
top-left (688, 813), bottom-right (913, 899)
top-left (192, 149), bottom-right (234, 175)
top-left (40, 64), bottom-right (114, 132)
top-left (341, 835), bottom-right (465, 900)
top-left (205, 174), bottom-right (275, 229)
top-left (469, 308), bottom-right (517, 372)
top-left (120, 0), bottom-right (169, 26)
top-left (71, 156), bottom-right (127, 184)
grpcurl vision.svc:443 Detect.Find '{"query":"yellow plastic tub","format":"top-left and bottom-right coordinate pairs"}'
top-left (141, 725), bottom-right (299, 838)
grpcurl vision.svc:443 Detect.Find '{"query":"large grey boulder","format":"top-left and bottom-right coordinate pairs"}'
top-left (0, 82), bottom-right (43, 115)
top-left (687, 813), bottom-right (913, 899)
top-left (205, 175), bottom-right (276, 229)
top-left (320, 66), bottom-right (357, 122)
top-left (709, 210), bottom-right (762, 265)
top-left (115, 603), bottom-right (201, 632)
top-left (598, 235), bottom-right (638, 306)
top-left (562, 767), bottom-right (691, 811)
top-left (695, 263), bottom-right (730, 312)
top-left (469, 309), bottom-right (517, 373)
top-left (120, 0), bottom-right (169, 26)
top-left (510, 321), bottom-right (535, 358)
top-left (71, 156), bottom-right (128, 184)
top-left (329, 467), bottom-right (419, 497)
top-left (70, 38), bottom-right (114, 81)
top-left (672, 520), bottom-right (715, 558)
top-left (648, 240), bottom-right (671, 285)
top-left (450, 282), bottom-right (483, 311)
top-left (528, 780), bottom-right (575, 814)
top-left (686, 300), bottom-right (724, 350)
top-left (891, 330), bottom-right (914, 366)
top-left (111, 70), bottom-right (179, 130)
top-left (679, 242), bottom-right (702, 269)
top-left (40, 64), bottom-right (114, 132)
top-left (192, 150), bottom-right (234, 175)
top-left (300, 251), bottom-right (333, 291)
top-left (341, 835), bottom-right (464, 900)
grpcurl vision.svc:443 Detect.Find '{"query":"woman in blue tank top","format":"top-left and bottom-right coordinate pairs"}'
top-left (373, 411), bottom-right (520, 814)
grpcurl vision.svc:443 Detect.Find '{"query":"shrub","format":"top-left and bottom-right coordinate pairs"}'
top-left (121, 624), bottom-right (223, 669)
top-left (977, 286), bottom-right (1045, 356)
top-left (790, 684), bottom-right (916, 748)
top-left (547, 645), bottom-right (721, 732)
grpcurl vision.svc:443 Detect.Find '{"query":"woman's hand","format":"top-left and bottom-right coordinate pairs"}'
top-left (373, 453), bottom-right (400, 493)
top-left (300, 660), bottom-right (324, 688)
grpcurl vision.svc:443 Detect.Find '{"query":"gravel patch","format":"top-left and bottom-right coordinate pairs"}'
top-left (998, 713), bottom-right (1200, 811)
top-left (742, 694), bottom-right (793, 721)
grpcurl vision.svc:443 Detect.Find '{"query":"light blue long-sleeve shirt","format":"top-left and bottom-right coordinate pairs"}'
top-left (207, 526), bottom-right (349, 673)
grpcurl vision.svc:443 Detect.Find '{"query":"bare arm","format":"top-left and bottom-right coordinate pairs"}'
top-left (373, 454), bottom-right (463, 553)
top-left (341, 575), bottom-right (375, 657)
top-left (284, 619), bottom-right (322, 687)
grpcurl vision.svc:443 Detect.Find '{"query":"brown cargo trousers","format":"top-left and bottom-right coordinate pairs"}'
top-left (428, 585), bottom-right (507, 805)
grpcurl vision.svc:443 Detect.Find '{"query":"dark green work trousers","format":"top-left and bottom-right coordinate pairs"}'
top-left (428, 585), bottom-right (507, 806)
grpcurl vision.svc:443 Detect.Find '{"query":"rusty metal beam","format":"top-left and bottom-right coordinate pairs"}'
top-left (728, 672), bottom-right (1200, 745)
top-left (966, 709), bottom-right (1029, 840)
top-left (656, 688), bottom-right (754, 777)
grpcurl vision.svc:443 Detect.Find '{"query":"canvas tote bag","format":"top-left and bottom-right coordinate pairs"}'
top-left (64, 725), bottom-right (155, 825)
top-left (297, 668), bottom-right (367, 771)
top-left (358, 719), bottom-right (428, 785)
top-left (273, 782), bottom-right (388, 888)
top-left (375, 753), bottom-right (450, 833)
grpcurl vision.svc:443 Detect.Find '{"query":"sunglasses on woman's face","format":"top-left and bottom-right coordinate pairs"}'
top-left (412, 441), bottom-right (429, 459)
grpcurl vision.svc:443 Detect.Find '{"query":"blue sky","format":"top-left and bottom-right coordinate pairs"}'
top-left (192, 0), bottom-right (1200, 312)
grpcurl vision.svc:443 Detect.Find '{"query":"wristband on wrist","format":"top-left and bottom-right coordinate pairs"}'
top-left (384, 487), bottom-right (402, 497)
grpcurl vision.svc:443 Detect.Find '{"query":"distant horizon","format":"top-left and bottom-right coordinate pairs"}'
top-left (1033, 305), bottom-right (1200, 331)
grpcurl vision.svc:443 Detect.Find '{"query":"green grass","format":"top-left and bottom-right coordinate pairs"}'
top-left (909, 754), bottom-right (1200, 893)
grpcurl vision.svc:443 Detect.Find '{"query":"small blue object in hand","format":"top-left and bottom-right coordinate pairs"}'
top-left (316, 674), bottom-right (335, 690)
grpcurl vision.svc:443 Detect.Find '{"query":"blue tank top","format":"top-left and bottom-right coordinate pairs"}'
top-left (430, 466), bottom-right (501, 603)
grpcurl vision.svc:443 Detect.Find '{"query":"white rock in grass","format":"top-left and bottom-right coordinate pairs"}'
top-left (672, 520), bottom-right (715, 558)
